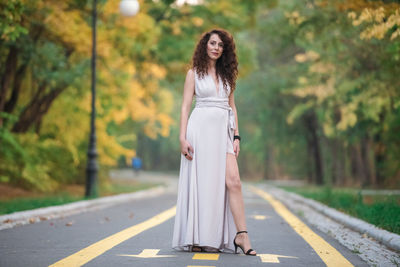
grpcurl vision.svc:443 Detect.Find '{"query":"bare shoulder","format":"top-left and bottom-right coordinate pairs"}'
top-left (187, 68), bottom-right (195, 78)
top-left (183, 68), bottom-right (195, 97)
top-left (185, 68), bottom-right (195, 84)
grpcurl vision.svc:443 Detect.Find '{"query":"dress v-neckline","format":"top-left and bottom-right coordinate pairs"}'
top-left (208, 73), bottom-right (220, 96)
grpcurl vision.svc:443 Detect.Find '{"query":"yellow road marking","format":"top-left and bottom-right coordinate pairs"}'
top-left (49, 206), bottom-right (176, 267)
top-left (258, 253), bottom-right (297, 263)
top-left (117, 249), bottom-right (176, 258)
top-left (251, 215), bottom-right (267, 220)
top-left (250, 186), bottom-right (354, 267)
top-left (192, 253), bottom-right (220, 260)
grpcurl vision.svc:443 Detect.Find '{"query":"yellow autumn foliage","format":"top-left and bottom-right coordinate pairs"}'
top-left (348, 7), bottom-right (400, 41)
top-left (337, 103), bottom-right (358, 131)
top-left (192, 17), bottom-right (204, 27)
top-left (285, 10), bottom-right (306, 25)
top-left (294, 50), bottom-right (320, 63)
top-left (323, 118), bottom-right (335, 137)
top-left (42, 2), bottom-right (91, 55)
top-left (35, 0), bottom-right (174, 167)
top-left (309, 62), bottom-right (335, 74)
top-left (291, 76), bottom-right (335, 104)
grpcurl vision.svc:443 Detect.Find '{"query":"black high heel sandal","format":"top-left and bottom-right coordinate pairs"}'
top-left (233, 230), bottom-right (256, 256)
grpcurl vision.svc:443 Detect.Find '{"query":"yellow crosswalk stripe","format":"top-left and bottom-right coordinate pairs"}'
top-left (192, 253), bottom-right (220, 260)
top-left (117, 249), bottom-right (176, 258)
top-left (250, 186), bottom-right (354, 267)
top-left (258, 253), bottom-right (297, 263)
top-left (49, 206), bottom-right (176, 267)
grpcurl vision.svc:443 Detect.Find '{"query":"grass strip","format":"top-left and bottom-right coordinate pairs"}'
top-left (0, 182), bottom-right (158, 215)
top-left (279, 185), bottom-right (400, 235)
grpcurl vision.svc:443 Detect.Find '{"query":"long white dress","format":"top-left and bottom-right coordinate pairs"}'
top-left (172, 69), bottom-right (237, 253)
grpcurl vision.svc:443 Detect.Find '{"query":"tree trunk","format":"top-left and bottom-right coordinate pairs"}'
top-left (349, 142), bottom-right (368, 186)
top-left (331, 139), bottom-right (338, 185)
top-left (373, 112), bottom-right (386, 187)
top-left (336, 141), bottom-right (345, 186)
top-left (3, 63), bottom-right (29, 126)
top-left (331, 138), bottom-right (345, 186)
top-left (306, 138), bottom-right (314, 184)
top-left (0, 46), bottom-right (18, 126)
top-left (360, 135), bottom-right (375, 186)
top-left (373, 132), bottom-right (385, 186)
top-left (303, 112), bottom-right (324, 185)
top-left (11, 86), bottom-right (65, 133)
top-left (263, 144), bottom-right (277, 180)
top-left (349, 145), bottom-right (358, 185)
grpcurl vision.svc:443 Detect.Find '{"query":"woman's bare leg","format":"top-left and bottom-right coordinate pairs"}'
top-left (225, 153), bottom-right (256, 255)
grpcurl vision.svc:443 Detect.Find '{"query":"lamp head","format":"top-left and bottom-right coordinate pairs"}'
top-left (119, 0), bottom-right (140, 17)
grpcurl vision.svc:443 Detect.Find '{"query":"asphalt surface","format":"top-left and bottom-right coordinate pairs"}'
top-left (0, 180), bottom-right (369, 267)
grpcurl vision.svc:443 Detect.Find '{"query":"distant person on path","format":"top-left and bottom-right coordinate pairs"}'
top-left (172, 29), bottom-right (256, 256)
top-left (131, 157), bottom-right (142, 175)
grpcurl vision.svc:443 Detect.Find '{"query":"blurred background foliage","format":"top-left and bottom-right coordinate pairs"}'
top-left (0, 0), bottom-right (399, 193)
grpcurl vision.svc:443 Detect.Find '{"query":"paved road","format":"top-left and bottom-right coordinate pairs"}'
top-left (0, 174), bottom-right (368, 267)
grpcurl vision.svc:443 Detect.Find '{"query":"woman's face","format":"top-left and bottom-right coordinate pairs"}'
top-left (206, 33), bottom-right (224, 61)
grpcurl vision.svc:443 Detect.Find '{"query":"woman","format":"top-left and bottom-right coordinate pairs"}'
top-left (172, 29), bottom-right (256, 256)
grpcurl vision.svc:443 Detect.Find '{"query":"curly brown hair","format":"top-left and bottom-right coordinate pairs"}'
top-left (191, 29), bottom-right (238, 93)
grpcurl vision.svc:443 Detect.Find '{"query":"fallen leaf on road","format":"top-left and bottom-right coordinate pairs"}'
top-left (66, 221), bottom-right (74, 226)
top-left (39, 216), bottom-right (47, 221)
top-left (104, 217), bottom-right (110, 222)
top-left (29, 218), bottom-right (35, 223)
top-left (3, 219), bottom-right (13, 223)
top-left (129, 213), bottom-right (134, 219)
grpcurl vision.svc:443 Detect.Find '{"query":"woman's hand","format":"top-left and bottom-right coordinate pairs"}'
top-left (233, 139), bottom-right (240, 157)
top-left (180, 139), bottom-right (194, 160)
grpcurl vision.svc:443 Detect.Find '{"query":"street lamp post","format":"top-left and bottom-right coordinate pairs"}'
top-left (85, 0), bottom-right (98, 197)
top-left (85, 0), bottom-right (140, 197)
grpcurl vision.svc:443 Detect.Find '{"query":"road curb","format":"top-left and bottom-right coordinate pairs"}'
top-left (0, 185), bottom-right (168, 231)
top-left (268, 186), bottom-right (400, 252)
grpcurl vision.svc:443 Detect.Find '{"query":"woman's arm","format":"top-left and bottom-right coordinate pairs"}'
top-left (179, 69), bottom-right (195, 160)
top-left (228, 90), bottom-right (239, 136)
top-left (229, 90), bottom-right (240, 157)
